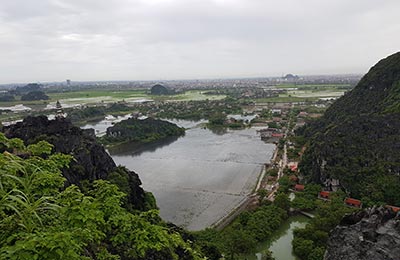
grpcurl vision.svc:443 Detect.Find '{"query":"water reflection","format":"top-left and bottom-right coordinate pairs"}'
top-left (107, 135), bottom-right (181, 156)
top-left (207, 125), bottom-right (228, 135)
top-left (242, 215), bottom-right (309, 260)
top-left (83, 118), bottom-right (275, 230)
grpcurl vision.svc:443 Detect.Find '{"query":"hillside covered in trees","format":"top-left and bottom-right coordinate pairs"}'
top-left (298, 52), bottom-right (400, 206)
top-left (0, 117), bottom-right (209, 259)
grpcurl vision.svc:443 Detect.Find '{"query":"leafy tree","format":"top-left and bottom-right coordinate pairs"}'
top-left (0, 135), bottom-right (205, 259)
top-left (292, 190), bottom-right (356, 260)
top-left (20, 91), bottom-right (49, 101)
top-left (266, 168), bottom-right (278, 177)
top-left (257, 189), bottom-right (268, 204)
top-left (224, 226), bottom-right (256, 260)
top-left (274, 193), bottom-right (290, 211)
top-left (208, 113), bottom-right (226, 126)
top-left (261, 250), bottom-right (276, 260)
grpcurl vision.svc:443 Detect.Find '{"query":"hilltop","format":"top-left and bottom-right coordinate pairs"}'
top-left (0, 116), bottom-right (210, 259)
top-left (2, 116), bottom-right (152, 212)
top-left (298, 52), bottom-right (400, 205)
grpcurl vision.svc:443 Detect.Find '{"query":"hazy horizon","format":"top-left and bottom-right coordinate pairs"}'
top-left (0, 73), bottom-right (364, 86)
top-left (1, 0), bottom-right (399, 84)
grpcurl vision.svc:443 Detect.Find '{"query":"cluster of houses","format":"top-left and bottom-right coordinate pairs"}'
top-left (293, 184), bottom-right (400, 212)
top-left (257, 128), bottom-right (285, 141)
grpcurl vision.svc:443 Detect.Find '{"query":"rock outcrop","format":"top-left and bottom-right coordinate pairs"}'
top-left (2, 116), bottom-right (149, 211)
top-left (150, 84), bottom-right (171, 95)
top-left (299, 52), bottom-right (400, 205)
top-left (325, 207), bottom-right (400, 260)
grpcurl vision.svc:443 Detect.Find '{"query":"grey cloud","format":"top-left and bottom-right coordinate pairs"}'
top-left (0, 0), bottom-right (399, 83)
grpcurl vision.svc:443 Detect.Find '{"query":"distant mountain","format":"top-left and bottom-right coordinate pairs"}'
top-left (282, 73), bottom-right (299, 81)
top-left (150, 84), bottom-right (171, 95)
top-left (298, 52), bottom-right (400, 206)
top-left (14, 83), bottom-right (42, 95)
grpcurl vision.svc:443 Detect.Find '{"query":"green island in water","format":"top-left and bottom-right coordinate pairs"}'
top-left (100, 117), bottom-right (185, 146)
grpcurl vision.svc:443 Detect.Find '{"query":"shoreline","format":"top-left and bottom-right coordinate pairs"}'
top-left (211, 143), bottom-right (278, 231)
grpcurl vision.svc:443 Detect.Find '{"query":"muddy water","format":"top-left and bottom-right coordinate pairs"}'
top-left (86, 119), bottom-right (275, 230)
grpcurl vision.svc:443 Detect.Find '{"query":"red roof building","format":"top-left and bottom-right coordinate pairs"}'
top-left (298, 111), bottom-right (308, 117)
top-left (288, 162), bottom-right (298, 172)
top-left (319, 191), bottom-right (330, 199)
top-left (294, 184), bottom-right (305, 191)
top-left (386, 205), bottom-right (400, 213)
top-left (344, 198), bottom-right (362, 208)
top-left (289, 175), bottom-right (299, 182)
top-left (271, 133), bottom-right (284, 138)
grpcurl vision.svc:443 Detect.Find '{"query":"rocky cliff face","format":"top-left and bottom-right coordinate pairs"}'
top-left (299, 52), bottom-right (400, 205)
top-left (2, 116), bottom-right (149, 211)
top-left (325, 207), bottom-right (400, 260)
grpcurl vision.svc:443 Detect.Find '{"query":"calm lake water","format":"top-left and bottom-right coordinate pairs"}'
top-left (84, 118), bottom-right (275, 230)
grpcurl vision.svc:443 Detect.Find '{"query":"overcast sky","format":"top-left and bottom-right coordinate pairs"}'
top-left (0, 0), bottom-right (399, 83)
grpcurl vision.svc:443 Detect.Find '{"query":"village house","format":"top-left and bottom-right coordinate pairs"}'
top-left (288, 162), bottom-right (298, 172)
top-left (344, 198), bottom-right (362, 208)
top-left (386, 205), bottom-right (400, 213)
top-left (298, 111), bottom-right (308, 117)
top-left (294, 184), bottom-right (305, 192)
top-left (319, 191), bottom-right (330, 200)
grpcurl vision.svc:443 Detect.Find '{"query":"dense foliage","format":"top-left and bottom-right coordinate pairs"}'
top-left (153, 98), bottom-right (243, 121)
top-left (20, 91), bottom-right (49, 101)
top-left (103, 117), bottom-right (185, 145)
top-left (194, 204), bottom-right (287, 259)
top-left (2, 116), bottom-right (156, 215)
top-left (67, 106), bottom-right (107, 123)
top-left (0, 94), bottom-right (15, 102)
top-left (292, 191), bottom-right (356, 260)
top-left (66, 103), bottom-right (133, 124)
top-left (13, 83), bottom-right (42, 95)
top-left (0, 134), bottom-right (205, 259)
top-left (150, 84), bottom-right (171, 95)
top-left (291, 184), bottom-right (321, 211)
top-left (298, 52), bottom-right (400, 206)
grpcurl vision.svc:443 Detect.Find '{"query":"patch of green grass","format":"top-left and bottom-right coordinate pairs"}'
top-left (274, 83), bottom-right (351, 91)
top-left (254, 96), bottom-right (319, 103)
top-left (151, 90), bottom-right (225, 102)
top-left (287, 90), bottom-right (344, 98)
top-left (47, 89), bottom-right (148, 100)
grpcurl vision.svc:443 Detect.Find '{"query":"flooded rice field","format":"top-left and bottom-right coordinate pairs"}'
top-left (86, 118), bottom-right (275, 230)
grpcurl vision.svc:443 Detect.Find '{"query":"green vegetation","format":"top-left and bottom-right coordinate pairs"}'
top-left (101, 117), bottom-right (185, 145)
top-left (255, 96), bottom-right (318, 103)
top-left (292, 190), bottom-right (356, 260)
top-left (207, 113), bottom-right (247, 129)
top-left (253, 83), bottom-right (350, 103)
top-left (20, 91), bottom-right (49, 101)
top-left (0, 134), bottom-right (205, 259)
top-left (299, 52), bottom-right (400, 206)
top-left (48, 89), bottom-right (148, 100)
top-left (66, 103), bottom-right (133, 124)
top-left (194, 203), bottom-right (288, 260)
top-left (291, 184), bottom-right (320, 211)
top-left (150, 84), bottom-right (172, 95)
top-left (153, 98), bottom-right (243, 121)
top-left (0, 94), bottom-right (15, 102)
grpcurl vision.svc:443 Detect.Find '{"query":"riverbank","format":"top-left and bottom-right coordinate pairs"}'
top-left (108, 123), bottom-right (275, 230)
top-left (211, 143), bottom-right (277, 231)
top-left (241, 215), bottom-right (310, 260)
